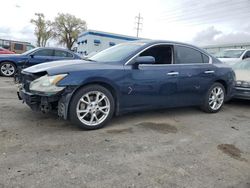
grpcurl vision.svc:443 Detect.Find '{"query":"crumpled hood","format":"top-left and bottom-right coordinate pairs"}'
top-left (23, 60), bottom-right (117, 75)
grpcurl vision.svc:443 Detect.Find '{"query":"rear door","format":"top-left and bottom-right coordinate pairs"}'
top-left (174, 45), bottom-right (216, 105)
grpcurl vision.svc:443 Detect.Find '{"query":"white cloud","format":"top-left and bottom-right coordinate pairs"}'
top-left (192, 26), bottom-right (250, 46)
top-left (0, 0), bottom-right (250, 47)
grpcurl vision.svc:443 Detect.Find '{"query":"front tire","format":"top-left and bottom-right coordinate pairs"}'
top-left (69, 85), bottom-right (115, 130)
top-left (201, 83), bottom-right (225, 113)
top-left (0, 62), bottom-right (16, 77)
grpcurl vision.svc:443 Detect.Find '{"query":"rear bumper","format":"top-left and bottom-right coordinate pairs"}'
top-left (233, 87), bottom-right (250, 100)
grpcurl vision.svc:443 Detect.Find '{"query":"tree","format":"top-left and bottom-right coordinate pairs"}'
top-left (31, 13), bottom-right (53, 47)
top-left (52, 13), bottom-right (87, 50)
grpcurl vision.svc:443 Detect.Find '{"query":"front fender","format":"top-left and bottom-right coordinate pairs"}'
top-left (58, 77), bottom-right (122, 119)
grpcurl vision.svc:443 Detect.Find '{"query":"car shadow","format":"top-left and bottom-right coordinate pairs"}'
top-left (226, 98), bottom-right (250, 107)
top-left (23, 99), bottom-right (250, 131)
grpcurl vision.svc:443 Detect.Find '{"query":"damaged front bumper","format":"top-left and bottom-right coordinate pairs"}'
top-left (17, 87), bottom-right (75, 120)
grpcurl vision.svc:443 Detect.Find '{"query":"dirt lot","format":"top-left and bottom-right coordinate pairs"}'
top-left (0, 77), bottom-right (249, 188)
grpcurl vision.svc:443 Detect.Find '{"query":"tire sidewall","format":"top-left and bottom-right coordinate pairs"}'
top-left (69, 85), bottom-right (115, 130)
top-left (0, 62), bottom-right (16, 77)
top-left (203, 83), bottom-right (225, 113)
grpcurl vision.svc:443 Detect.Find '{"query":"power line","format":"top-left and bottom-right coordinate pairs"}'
top-left (135, 13), bottom-right (143, 37)
top-left (160, 0), bottom-right (248, 18)
top-left (156, 1), bottom-right (250, 27)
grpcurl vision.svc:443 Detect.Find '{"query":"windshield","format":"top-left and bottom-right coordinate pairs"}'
top-left (215, 50), bottom-right (245, 58)
top-left (89, 42), bottom-right (145, 62)
top-left (232, 60), bottom-right (250, 70)
top-left (22, 48), bottom-right (39, 55)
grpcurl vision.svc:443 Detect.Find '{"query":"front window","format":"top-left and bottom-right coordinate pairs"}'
top-left (139, 45), bottom-right (173, 64)
top-left (216, 50), bottom-right (245, 58)
top-left (22, 48), bottom-right (39, 55)
top-left (89, 42), bottom-right (145, 62)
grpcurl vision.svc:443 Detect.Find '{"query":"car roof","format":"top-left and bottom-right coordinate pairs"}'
top-left (128, 39), bottom-right (210, 55)
top-left (34, 47), bottom-right (72, 51)
top-left (130, 39), bottom-right (194, 46)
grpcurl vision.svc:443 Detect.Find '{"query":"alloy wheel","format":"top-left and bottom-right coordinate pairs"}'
top-left (76, 91), bottom-right (110, 126)
top-left (208, 86), bottom-right (224, 111)
top-left (1, 63), bottom-right (15, 76)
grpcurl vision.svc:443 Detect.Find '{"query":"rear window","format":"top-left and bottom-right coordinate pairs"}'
top-left (54, 50), bottom-right (73, 58)
top-left (175, 46), bottom-right (203, 64)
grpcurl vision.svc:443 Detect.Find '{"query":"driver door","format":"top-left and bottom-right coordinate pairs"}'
top-left (27, 49), bottom-right (55, 66)
top-left (121, 44), bottom-right (180, 111)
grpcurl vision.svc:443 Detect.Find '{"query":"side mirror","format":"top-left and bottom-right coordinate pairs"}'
top-left (135, 56), bottom-right (155, 65)
top-left (29, 54), bottom-right (34, 58)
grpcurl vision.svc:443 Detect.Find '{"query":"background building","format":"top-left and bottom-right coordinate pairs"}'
top-left (202, 42), bottom-right (250, 55)
top-left (0, 39), bottom-right (35, 54)
top-left (77, 30), bottom-right (140, 56)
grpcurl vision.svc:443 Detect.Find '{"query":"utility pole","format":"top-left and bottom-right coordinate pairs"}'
top-left (135, 13), bottom-right (143, 38)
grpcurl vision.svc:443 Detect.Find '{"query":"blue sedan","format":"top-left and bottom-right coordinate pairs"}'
top-left (0, 47), bottom-right (81, 77)
top-left (17, 40), bottom-right (235, 129)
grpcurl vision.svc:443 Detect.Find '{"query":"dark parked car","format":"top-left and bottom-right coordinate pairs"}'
top-left (232, 59), bottom-right (250, 100)
top-left (17, 40), bottom-right (235, 130)
top-left (0, 47), bottom-right (81, 77)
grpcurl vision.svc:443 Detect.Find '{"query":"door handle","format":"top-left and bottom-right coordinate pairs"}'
top-left (167, 72), bottom-right (179, 76)
top-left (204, 70), bottom-right (215, 74)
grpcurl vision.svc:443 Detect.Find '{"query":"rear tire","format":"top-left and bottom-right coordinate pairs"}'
top-left (0, 62), bottom-right (16, 77)
top-left (201, 82), bottom-right (225, 113)
top-left (69, 85), bottom-right (115, 130)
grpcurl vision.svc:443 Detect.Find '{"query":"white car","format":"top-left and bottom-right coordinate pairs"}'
top-left (216, 49), bottom-right (250, 66)
top-left (232, 59), bottom-right (250, 100)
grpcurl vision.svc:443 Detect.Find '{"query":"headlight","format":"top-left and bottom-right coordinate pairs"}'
top-left (30, 74), bottom-right (68, 95)
top-left (235, 80), bottom-right (250, 88)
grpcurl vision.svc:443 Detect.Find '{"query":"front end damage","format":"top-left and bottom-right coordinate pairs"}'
top-left (17, 71), bottom-right (75, 119)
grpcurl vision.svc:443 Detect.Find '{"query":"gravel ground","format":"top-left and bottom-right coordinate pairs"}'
top-left (0, 77), bottom-right (249, 188)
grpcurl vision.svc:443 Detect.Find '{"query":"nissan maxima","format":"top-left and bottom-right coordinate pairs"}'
top-left (17, 40), bottom-right (235, 129)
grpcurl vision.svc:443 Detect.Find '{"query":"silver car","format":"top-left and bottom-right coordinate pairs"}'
top-left (233, 59), bottom-right (250, 100)
top-left (217, 49), bottom-right (250, 66)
